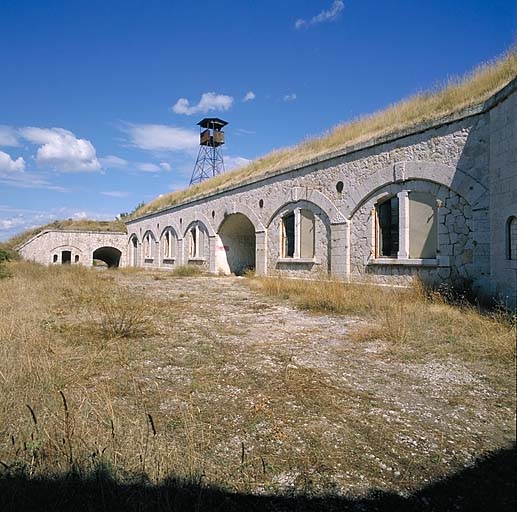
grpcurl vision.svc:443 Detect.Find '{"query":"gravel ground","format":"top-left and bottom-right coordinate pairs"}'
top-left (113, 272), bottom-right (515, 497)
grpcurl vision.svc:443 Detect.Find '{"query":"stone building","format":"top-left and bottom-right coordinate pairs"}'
top-left (18, 78), bottom-right (517, 308)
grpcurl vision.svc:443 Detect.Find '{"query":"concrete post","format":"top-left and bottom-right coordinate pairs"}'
top-left (330, 222), bottom-right (349, 280)
top-left (397, 190), bottom-right (410, 259)
top-left (209, 236), bottom-right (217, 273)
top-left (255, 230), bottom-right (267, 276)
top-left (177, 238), bottom-right (184, 266)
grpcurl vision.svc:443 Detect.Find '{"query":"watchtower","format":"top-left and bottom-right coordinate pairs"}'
top-left (189, 117), bottom-right (227, 186)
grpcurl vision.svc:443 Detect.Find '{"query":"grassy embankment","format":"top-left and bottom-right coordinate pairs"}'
top-left (134, 48), bottom-right (517, 217)
top-left (0, 219), bottom-right (126, 253)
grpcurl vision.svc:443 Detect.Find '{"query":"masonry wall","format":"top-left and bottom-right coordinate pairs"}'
top-left (17, 80), bottom-right (517, 308)
top-left (18, 231), bottom-right (128, 267)
top-left (489, 84), bottom-right (517, 308)
top-left (126, 98), bottom-right (499, 294)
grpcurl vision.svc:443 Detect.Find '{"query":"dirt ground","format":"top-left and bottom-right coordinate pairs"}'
top-left (109, 272), bottom-right (515, 497)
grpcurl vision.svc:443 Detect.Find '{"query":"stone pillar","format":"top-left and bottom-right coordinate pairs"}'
top-left (255, 230), bottom-right (267, 276)
top-left (209, 236), bottom-right (217, 273)
top-left (177, 238), bottom-right (184, 266)
top-left (330, 222), bottom-right (349, 280)
top-left (294, 208), bottom-right (301, 258)
top-left (397, 190), bottom-right (409, 259)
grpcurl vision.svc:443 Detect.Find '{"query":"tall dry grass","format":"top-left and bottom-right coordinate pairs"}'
top-left (135, 49), bottom-right (517, 217)
top-left (0, 262), bottom-right (196, 484)
top-left (251, 276), bottom-right (516, 363)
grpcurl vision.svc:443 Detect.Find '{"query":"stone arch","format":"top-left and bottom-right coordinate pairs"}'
top-left (181, 212), bottom-right (216, 238)
top-left (264, 189), bottom-right (346, 227)
top-left (142, 229), bottom-right (157, 262)
top-left (183, 219), bottom-right (210, 261)
top-left (266, 198), bottom-right (333, 229)
top-left (160, 225), bottom-right (179, 261)
top-left (92, 246), bottom-right (122, 268)
top-left (220, 203), bottom-right (266, 233)
top-left (159, 223), bottom-right (181, 241)
top-left (217, 213), bottom-right (257, 275)
top-left (345, 161), bottom-right (487, 218)
top-left (128, 233), bottom-right (139, 267)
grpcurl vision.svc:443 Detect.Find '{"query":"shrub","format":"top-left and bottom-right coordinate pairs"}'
top-left (172, 265), bottom-right (203, 277)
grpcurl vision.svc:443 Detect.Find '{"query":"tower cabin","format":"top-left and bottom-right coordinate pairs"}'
top-left (199, 117), bottom-right (227, 147)
top-left (190, 117), bottom-right (228, 185)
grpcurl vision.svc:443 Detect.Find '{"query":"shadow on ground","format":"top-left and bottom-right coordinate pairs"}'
top-left (0, 445), bottom-right (515, 511)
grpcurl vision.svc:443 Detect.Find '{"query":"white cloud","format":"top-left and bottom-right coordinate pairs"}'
top-left (20, 127), bottom-right (101, 172)
top-left (225, 156), bottom-right (251, 171)
top-left (159, 162), bottom-right (172, 171)
top-left (283, 93), bottom-right (297, 102)
top-left (0, 150), bottom-right (25, 173)
top-left (0, 171), bottom-right (67, 191)
top-left (136, 162), bottom-right (161, 173)
top-left (100, 155), bottom-right (129, 169)
top-left (101, 190), bottom-right (130, 198)
top-left (243, 91), bottom-right (256, 102)
top-left (295, 0), bottom-right (344, 29)
top-left (0, 126), bottom-right (19, 147)
top-left (123, 123), bottom-right (198, 152)
top-left (172, 92), bottom-right (234, 115)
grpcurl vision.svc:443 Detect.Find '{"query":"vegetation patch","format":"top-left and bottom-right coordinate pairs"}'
top-left (1, 218), bottom-right (126, 253)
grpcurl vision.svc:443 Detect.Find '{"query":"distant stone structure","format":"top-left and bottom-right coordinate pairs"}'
top-left (18, 78), bottom-right (517, 308)
top-left (18, 230), bottom-right (127, 268)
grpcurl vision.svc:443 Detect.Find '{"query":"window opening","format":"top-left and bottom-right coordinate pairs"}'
top-left (282, 213), bottom-right (295, 257)
top-left (508, 216), bottom-right (517, 260)
top-left (376, 197), bottom-right (399, 257)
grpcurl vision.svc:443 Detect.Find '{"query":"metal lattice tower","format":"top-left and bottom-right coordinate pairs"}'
top-left (189, 117), bottom-right (228, 186)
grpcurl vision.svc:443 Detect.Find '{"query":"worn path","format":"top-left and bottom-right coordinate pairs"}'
top-left (113, 273), bottom-right (515, 496)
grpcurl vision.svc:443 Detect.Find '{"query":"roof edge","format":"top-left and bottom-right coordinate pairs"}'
top-left (127, 76), bottom-right (517, 224)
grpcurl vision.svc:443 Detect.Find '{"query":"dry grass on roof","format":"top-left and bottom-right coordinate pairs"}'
top-left (1, 218), bottom-right (126, 252)
top-left (134, 48), bottom-right (517, 218)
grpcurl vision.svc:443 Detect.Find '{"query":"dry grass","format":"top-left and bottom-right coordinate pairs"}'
top-left (1, 218), bottom-right (126, 252)
top-left (135, 49), bottom-right (517, 217)
top-left (251, 276), bottom-right (516, 363)
top-left (0, 263), bottom-right (514, 508)
top-left (171, 265), bottom-right (204, 277)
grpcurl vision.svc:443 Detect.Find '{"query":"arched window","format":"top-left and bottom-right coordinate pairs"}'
top-left (129, 235), bottom-right (139, 267)
top-left (508, 216), bottom-right (517, 260)
top-left (281, 208), bottom-right (315, 259)
top-left (376, 196), bottom-right (399, 257)
top-left (188, 224), bottom-right (204, 259)
top-left (375, 191), bottom-right (437, 259)
top-left (162, 229), bottom-right (176, 260)
top-left (143, 232), bottom-right (154, 260)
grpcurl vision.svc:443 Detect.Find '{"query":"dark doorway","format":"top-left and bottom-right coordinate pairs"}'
top-left (92, 247), bottom-right (122, 268)
top-left (218, 213), bottom-right (256, 275)
top-left (61, 251), bottom-right (72, 265)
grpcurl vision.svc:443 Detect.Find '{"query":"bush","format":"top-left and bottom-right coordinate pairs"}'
top-left (172, 265), bottom-right (203, 277)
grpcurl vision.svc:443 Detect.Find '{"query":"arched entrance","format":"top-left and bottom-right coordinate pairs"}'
top-left (218, 213), bottom-right (256, 275)
top-left (92, 247), bottom-right (122, 268)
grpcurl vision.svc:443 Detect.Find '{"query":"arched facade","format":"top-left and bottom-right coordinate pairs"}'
top-left (18, 78), bottom-right (516, 306)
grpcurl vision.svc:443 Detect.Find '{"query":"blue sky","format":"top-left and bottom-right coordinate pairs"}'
top-left (0, 0), bottom-right (515, 240)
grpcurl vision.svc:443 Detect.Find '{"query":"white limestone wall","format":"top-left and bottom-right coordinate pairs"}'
top-left (489, 83), bottom-right (517, 308)
top-left (18, 231), bottom-right (128, 267)
top-left (14, 78), bottom-right (507, 306)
